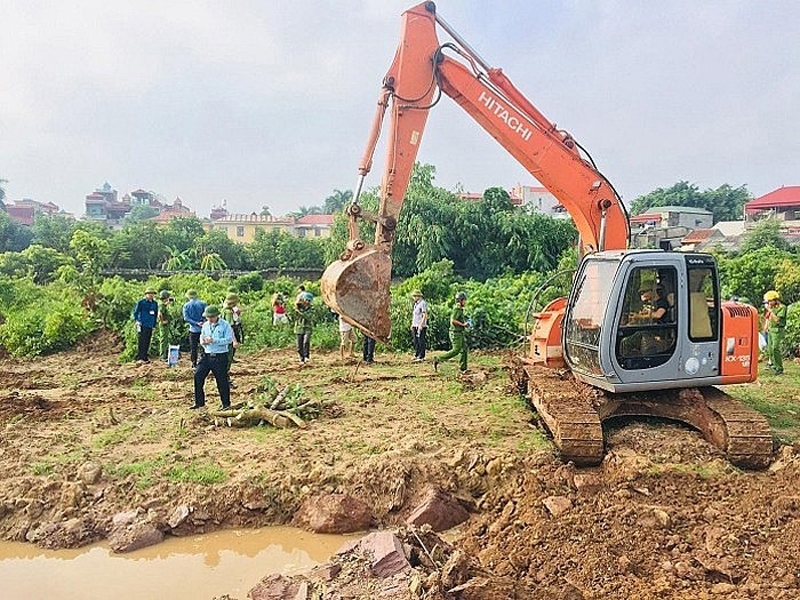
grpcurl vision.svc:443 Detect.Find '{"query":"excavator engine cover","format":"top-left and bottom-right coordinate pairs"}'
top-left (321, 247), bottom-right (392, 342)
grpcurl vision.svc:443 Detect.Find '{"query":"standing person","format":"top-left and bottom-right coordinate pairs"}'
top-left (411, 290), bottom-right (428, 361)
top-left (272, 293), bottom-right (289, 325)
top-left (296, 284), bottom-right (307, 304)
top-left (294, 291), bottom-right (314, 364)
top-left (338, 314), bottom-right (355, 361)
top-left (190, 305), bottom-right (233, 410)
top-left (433, 292), bottom-right (469, 374)
top-left (183, 289), bottom-right (207, 368)
top-left (222, 293), bottom-right (243, 386)
top-left (132, 287), bottom-right (158, 362)
top-left (362, 335), bottom-right (376, 364)
top-left (157, 290), bottom-right (181, 363)
top-left (763, 290), bottom-right (786, 375)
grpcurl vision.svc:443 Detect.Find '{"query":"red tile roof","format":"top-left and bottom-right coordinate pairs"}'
top-left (295, 214), bottom-right (334, 226)
top-left (630, 213), bottom-right (663, 224)
top-left (745, 186), bottom-right (800, 212)
top-left (681, 228), bottom-right (717, 244)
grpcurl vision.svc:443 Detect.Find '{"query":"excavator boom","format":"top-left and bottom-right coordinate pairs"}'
top-left (321, 1), bottom-right (628, 341)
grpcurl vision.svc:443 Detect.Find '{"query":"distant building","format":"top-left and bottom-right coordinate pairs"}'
top-left (148, 197), bottom-right (195, 224)
top-left (745, 186), bottom-right (800, 223)
top-left (511, 184), bottom-right (569, 218)
top-left (210, 200), bottom-right (230, 221)
top-left (3, 198), bottom-right (64, 226)
top-left (294, 214), bottom-right (334, 238)
top-left (84, 182), bottom-right (194, 228)
top-left (630, 205), bottom-right (713, 231)
top-left (206, 213), bottom-right (296, 243)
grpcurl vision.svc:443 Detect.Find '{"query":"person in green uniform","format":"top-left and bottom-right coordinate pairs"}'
top-left (157, 290), bottom-right (181, 362)
top-left (763, 290), bottom-right (786, 375)
top-left (294, 291), bottom-right (314, 364)
top-left (221, 293), bottom-right (242, 386)
top-left (434, 291), bottom-right (469, 373)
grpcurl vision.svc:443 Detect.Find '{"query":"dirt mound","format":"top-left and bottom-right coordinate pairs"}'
top-left (458, 449), bottom-right (800, 599)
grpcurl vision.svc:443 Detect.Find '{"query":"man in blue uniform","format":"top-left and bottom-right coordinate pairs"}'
top-left (190, 305), bottom-right (234, 410)
top-left (183, 289), bottom-right (207, 368)
top-left (132, 287), bottom-right (158, 362)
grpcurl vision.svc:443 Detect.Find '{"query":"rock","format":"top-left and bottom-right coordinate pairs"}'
top-left (77, 462), bottom-right (102, 485)
top-left (440, 549), bottom-right (471, 590)
top-left (543, 495), bottom-right (572, 518)
top-left (112, 509), bottom-right (141, 529)
top-left (167, 505), bottom-right (192, 529)
top-left (339, 531), bottom-right (411, 578)
top-left (638, 508), bottom-right (671, 529)
top-left (710, 582), bottom-right (737, 595)
top-left (307, 563), bottom-right (341, 583)
top-left (573, 473), bottom-right (603, 494)
top-left (405, 488), bottom-right (469, 532)
top-left (292, 493), bottom-right (373, 534)
top-left (249, 573), bottom-right (309, 600)
top-left (108, 520), bottom-right (164, 553)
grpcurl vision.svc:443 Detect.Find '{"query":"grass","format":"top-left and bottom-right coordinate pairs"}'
top-left (166, 462), bottom-right (227, 485)
top-left (92, 423), bottom-right (136, 448)
top-left (30, 449), bottom-right (85, 476)
top-left (108, 455), bottom-right (228, 489)
top-left (725, 360), bottom-right (800, 443)
top-left (131, 378), bottom-right (157, 401)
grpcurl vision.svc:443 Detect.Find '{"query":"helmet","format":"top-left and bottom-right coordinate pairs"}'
top-left (763, 290), bottom-right (780, 302)
top-left (301, 291), bottom-right (314, 302)
top-left (411, 290), bottom-right (423, 298)
top-left (185, 289), bottom-right (198, 299)
top-left (144, 287), bottom-right (157, 295)
top-left (159, 290), bottom-right (171, 300)
top-left (225, 292), bottom-right (239, 302)
top-left (455, 292), bottom-right (467, 302)
top-left (203, 305), bottom-right (221, 318)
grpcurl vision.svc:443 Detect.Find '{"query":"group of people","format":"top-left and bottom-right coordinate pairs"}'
top-left (133, 284), bottom-right (473, 411)
top-left (132, 287), bottom-right (245, 410)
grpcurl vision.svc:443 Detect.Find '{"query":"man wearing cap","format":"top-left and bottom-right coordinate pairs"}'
top-left (294, 291), bottom-right (314, 364)
top-left (764, 290), bottom-right (786, 375)
top-left (191, 305), bottom-right (233, 410)
top-left (157, 290), bottom-right (181, 362)
top-left (183, 289), bottom-right (207, 368)
top-left (411, 290), bottom-right (428, 361)
top-left (132, 288), bottom-right (158, 362)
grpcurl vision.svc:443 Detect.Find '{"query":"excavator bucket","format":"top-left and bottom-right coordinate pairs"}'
top-left (320, 247), bottom-right (392, 343)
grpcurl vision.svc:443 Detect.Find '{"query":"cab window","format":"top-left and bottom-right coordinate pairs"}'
top-left (615, 266), bottom-right (678, 370)
top-left (687, 265), bottom-right (718, 342)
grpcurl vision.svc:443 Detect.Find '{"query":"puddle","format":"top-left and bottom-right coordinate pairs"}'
top-left (0, 526), bottom-right (350, 600)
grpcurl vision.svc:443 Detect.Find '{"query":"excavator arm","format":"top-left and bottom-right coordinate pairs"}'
top-left (321, 1), bottom-right (629, 341)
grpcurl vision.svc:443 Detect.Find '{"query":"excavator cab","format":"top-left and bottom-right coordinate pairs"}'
top-left (563, 250), bottom-right (757, 392)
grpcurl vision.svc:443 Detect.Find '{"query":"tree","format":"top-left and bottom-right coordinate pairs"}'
top-left (0, 210), bottom-right (33, 252)
top-left (0, 177), bottom-right (6, 207)
top-left (631, 181), bottom-right (750, 223)
top-left (259, 205), bottom-right (272, 217)
top-left (122, 204), bottom-right (159, 224)
top-left (193, 229), bottom-right (249, 270)
top-left (323, 189), bottom-right (353, 214)
top-left (31, 214), bottom-right (77, 253)
top-left (161, 216), bottom-right (206, 254)
top-left (20, 244), bottom-right (70, 284)
top-left (199, 252), bottom-right (227, 271)
top-left (739, 217), bottom-right (791, 254)
top-left (66, 229), bottom-right (111, 309)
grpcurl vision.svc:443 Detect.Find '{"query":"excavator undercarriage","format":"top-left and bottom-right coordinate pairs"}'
top-left (519, 364), bottom-right (773, 469)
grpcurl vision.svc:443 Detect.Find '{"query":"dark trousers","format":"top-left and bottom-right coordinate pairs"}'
top-left (136, 326), bottom-right (154, 361)
top-left (193, 352), bottom-right (230, 408)
top-left (188, 331), bottom-right (203, 367)
top-left (297, 332), bottom-right (311, 361)
top-left (363, 336), bottom-right (376, 362)
top-left (412, 327), bottom-right (427, 359)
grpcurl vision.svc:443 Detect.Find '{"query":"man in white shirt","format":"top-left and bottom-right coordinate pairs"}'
top-left (411, 290), bottom-right (428, 361)
top-left (338, 313), bottom-right (355, 361)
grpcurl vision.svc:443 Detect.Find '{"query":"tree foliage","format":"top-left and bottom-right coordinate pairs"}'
top-left (630, 181), bottom-right (749, 223)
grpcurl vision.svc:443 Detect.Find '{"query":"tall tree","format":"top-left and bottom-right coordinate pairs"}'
top-left (323, 189), bottom-right (353, 214)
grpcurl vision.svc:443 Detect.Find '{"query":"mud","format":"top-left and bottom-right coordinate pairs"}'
top-left (1, 332), bottom-right (799, 598)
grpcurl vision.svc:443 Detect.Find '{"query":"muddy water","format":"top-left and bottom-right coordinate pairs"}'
top-left (0, 526), bottom-right (350, 600)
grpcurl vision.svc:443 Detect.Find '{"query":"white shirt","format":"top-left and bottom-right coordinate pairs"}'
top-left (412, 299), bottom-right (428, 328)
top-left (339, 317), bottom-right (352, 333)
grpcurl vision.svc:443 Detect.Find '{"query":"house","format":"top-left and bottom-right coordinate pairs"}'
top-left (630, 206), bottom-right (713, 231)
top-left (3, 198), bottom-right (64, 226)
top-left (294, 214), bottom-right (334, 238)
top-left (511, 184), bottom-right (570, 218)
top-left (148, 197), bottom-right (195, 224)
top-left (206, 213), bottom-right (296, 243)
top-left (745, 186), bottom-right (800, 224)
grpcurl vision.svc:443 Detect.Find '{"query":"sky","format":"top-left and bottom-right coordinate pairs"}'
top-left (1, 0), bottom-right (798, 219)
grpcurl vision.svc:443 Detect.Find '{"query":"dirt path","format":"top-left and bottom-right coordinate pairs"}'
top-left (1, 332), bottom-right (799, 598)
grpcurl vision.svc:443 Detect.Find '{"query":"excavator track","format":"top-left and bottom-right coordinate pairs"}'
top-left (522, 365), bottom-right (773, 469)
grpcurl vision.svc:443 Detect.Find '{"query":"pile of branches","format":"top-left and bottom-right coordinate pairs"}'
top-left (210, 376), bottom-right (333, 429)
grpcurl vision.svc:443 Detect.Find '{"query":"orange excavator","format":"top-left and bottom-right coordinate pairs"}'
top-left (321, 2), bottom-right (772, 468)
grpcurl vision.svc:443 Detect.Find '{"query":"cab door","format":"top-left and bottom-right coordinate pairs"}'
top-left (606, 255), bottom-right (684, 386)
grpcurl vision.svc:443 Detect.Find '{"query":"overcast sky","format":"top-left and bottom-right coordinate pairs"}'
top-left (1, 1), bottom-right (798, 219)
